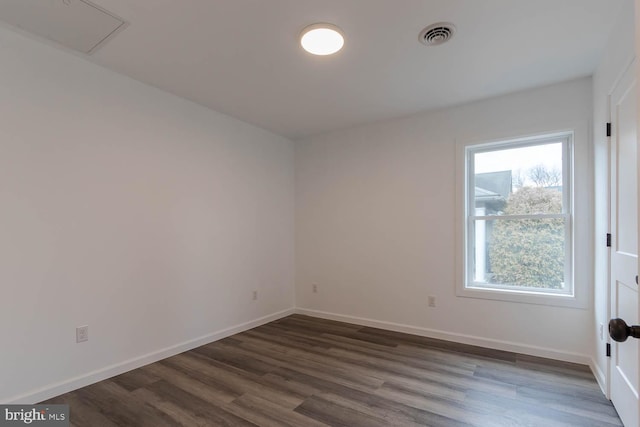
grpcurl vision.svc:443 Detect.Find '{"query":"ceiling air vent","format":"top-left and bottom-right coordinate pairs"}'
top-left (419, 22), bottom-right (456, 46)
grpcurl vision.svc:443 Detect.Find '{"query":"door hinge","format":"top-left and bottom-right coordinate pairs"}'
top-left (607, 233), bottom-right (612, 247)
top-left (606, 343), bottom-right (611, 357)
top-left (606, 122), bottom-right (612, 137)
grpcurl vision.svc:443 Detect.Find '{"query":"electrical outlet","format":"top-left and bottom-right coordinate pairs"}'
top-left (76, 325), bottom-right (88, 343)
top-left (253, 290), bottom-right (258, 300)
top-left (312, 284), bottom-right (318, 293)
top-left (427, 296), bottom-right (436, 308)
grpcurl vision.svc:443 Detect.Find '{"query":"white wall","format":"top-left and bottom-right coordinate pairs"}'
top-left (296, 77), bottom-right (594, 362)
top-left (0, 26), bottom-right (295, 403)
top-left (592, 0), bottom-right (636, 393)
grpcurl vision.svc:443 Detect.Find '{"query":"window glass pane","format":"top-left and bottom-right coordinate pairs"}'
top-left (472, 218), bottom-right (567, 291)
top-left (473, 143), bottom-right (563, 215)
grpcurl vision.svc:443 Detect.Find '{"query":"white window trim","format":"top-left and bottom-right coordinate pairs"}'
top-left (455, 125), bottom-right (590, 309)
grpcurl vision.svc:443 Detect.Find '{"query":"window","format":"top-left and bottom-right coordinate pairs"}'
top-left (461, 132), bottom-right (573, 300)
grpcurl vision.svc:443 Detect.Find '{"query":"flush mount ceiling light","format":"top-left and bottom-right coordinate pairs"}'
top-left (300, 23), bottom-right (344, 55)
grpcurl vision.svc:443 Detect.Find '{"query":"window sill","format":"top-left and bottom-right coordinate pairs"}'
top-left (456, 284), bottom-right (587, 309)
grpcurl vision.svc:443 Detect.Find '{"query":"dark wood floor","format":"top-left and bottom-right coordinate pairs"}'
top-left (42, 314), bottom-right (622, 426)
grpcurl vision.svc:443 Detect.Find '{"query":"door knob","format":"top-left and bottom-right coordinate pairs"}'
top-left (609, 318), bottom-right (640, 342)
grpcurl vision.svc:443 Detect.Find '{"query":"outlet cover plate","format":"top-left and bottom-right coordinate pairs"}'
top-left (76, 325), bottom-right (88, 343)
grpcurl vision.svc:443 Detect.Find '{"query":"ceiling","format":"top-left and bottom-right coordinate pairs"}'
top-left (2, 0), bottom-right (627, 139)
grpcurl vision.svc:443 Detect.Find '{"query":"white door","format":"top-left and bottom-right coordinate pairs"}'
top-left (609, 59), bottom-right (639, 427)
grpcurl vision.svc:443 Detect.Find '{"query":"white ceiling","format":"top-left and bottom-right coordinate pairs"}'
top-left (4, 0), bottom-right (628, 139)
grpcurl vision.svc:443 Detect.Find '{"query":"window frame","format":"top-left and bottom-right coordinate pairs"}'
top-left (456, 130), bottom-right (583, 308)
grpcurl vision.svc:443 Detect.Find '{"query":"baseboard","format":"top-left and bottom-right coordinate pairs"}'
top-left (590, 358), bottom-right (608, 397)
top-left (296, 308), bottom-right (591, 365)
top-left (5, 308), bottom-right (295, 404)
top-left (7, 306), bottom-right (596, 404)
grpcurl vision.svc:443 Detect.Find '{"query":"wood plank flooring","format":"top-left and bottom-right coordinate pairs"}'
top-left (42, 315), bottom-right (622, 426)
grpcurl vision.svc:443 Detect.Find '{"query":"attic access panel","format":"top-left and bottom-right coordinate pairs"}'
top-left (0, 0), bottom-right (126, 54)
